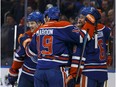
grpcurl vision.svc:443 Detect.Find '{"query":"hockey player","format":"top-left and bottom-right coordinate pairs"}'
top-left (67, 6), bottom-right (112, 87)
top-left (8, 11), bottom-right (44, 87)
top-left (19, 6), bottom-right (100, 87)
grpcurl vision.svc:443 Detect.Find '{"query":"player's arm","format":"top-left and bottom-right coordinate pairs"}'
top-left (18, 29), bottom-right (38, 57)
top-left (104, 27), bottom-right (112, 66)
top-left (25, 34), bottom-right (38, 58)
top-left (8, 44), bottom-right (25, 85)
top-left (66, 43), bottom-right (86, 86)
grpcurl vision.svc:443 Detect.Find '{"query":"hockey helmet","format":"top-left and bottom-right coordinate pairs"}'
top-left (27, 11), bottom-right (44, 23)
top-left (45, 7), bottom-right (60, 20)
top-left (80, 6), bottom-right (101, 20)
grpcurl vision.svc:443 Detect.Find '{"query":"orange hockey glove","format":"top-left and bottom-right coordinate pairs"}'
top-left (82, 22), bottom-right (95, 39)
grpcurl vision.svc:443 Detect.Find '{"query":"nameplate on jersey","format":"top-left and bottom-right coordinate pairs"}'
top-left (97, 31), bottom-right (103, 38)
top-left (36, 29), bottom-right (53, 36)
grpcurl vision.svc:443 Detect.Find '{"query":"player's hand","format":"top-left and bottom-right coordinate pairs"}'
top-left (8, 68), bottom-right (19, 85)
top-left (66, 67), bottom-right (81, 87)
top-left (86, 14), bottom-right (96, 24)
top-left (82, 22), bottom-right (95, 39)
top-left (18, 30), bottom-right (33, 45)
top-left (107, 55), bottom-right (112, 66)
top-left (66, 75), bottom-right (81, 87)
top-left (18, 34), bottom-right (31, 48)
top-left (25, 30), bottom-right (33, 38)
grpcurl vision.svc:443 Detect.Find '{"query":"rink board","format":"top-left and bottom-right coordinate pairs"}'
top-left (0, 68), bottom-right (115, 87)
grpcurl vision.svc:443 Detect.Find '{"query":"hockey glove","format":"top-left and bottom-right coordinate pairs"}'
top-left (82, 22), bottom-right (95, 39)
top-left (107, 55), bottom-right (112, 66)
top-left (8, 68), bottom-right (19, 85)
top-left (66, 75), bottom-right (81, 87)
top-left (66, 67), bottom-right (81, 87)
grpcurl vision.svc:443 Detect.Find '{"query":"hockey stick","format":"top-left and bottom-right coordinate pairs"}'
top-left (75, 29), bottom-right (89, 82)
top-left (12, 25), bottom-right (17, 87)
top-left (13, 25), bottom-right (17, 59)
top-left (105, 81), bottom-right (107, 87)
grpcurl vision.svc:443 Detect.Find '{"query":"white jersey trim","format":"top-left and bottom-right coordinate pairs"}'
top-left (84, 62), bottom-right (107, 65)
top-left (72, 56), bottom-right (86, 61)
top-left (14, 58), bottom-right (24, 62)
top-left (71, 64), bottom-right (84, 69)
top-left (37, 58), bottom-right (68, 63)
top-left (22, 71), bottom-right (34, 76)
top-left (23, 64), bottom-right (36, 70)
top-left (82, 69), bottom-right (108, 72)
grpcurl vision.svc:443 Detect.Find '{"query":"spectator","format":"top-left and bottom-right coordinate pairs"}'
top-left (1, 13), bottom-right (17, 66)
top-left (1, 0), bottom-right (14, 25)
top-left (102, 0), bottom-right (110, 15)
top-left (19, 5), bottom-right (34, 27)
top-left (108, 9), bottom-right (114, 28)
top-left (1, 13), bottom-right (24, 66)
top-left (9, 0), bottom-right (25, 24)
top-left (100, 11), bottom-right (108, 25)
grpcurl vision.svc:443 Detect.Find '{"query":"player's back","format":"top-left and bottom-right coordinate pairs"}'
top-left (83, 23), bottom-right (111, 81)
top-left (36, 20), bottom-right (75, 68)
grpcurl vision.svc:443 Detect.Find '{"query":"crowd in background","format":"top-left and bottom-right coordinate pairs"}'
top-left (1, 0), bottom-right (115, 70)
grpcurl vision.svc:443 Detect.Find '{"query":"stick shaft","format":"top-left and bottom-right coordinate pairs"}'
top-left (13, 25), bottom-right (17, 59)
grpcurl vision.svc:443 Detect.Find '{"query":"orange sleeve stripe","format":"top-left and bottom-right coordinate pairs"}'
top-left (85, 65), bottom-right (107, 69)
top-left (12, 61), bottom-right (24, 70)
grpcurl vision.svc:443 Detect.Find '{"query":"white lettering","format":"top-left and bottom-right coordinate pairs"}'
top-left (39, 29), bottom-right (53, 35)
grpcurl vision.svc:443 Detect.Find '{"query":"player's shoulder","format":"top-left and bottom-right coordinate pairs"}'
top-left (40, 20), bottom-right (73, 29)
top-left (54, 21), bottom-right (73, 27)
top-left (97, 23), bottom-right (111, 31)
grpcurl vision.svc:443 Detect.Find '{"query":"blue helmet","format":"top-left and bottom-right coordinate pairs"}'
top-left (27, 11), bottom-right (44, 23)
top-left (80, 6), bottom-right (101, 20)
top-left (44, 7), bottom-right (60, 20)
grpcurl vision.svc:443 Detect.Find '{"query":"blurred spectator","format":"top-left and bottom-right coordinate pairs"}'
top-left (100, 11), bottom-right (108, 25)
top-left (37, 0), bottom-right (57, 13)
top-left (69, 17), bottom-right (75, 24)
top-left (83, 0), bottom-right (90, 7)
top-left (19, 5), bottom-right (34, 27)
top-left (90, 0), bottom-right (96, 8)
top-left (1, 13), bottom-right (16, 66)
top-left (61, 0), bottom-right (84, 18)
top-left (102, 0), bottom-right (110, 15)
top-left (60, 15), bottom-right (68, 21)
top-left (107, 9), bottom-right (114, 40)
top-left (9, 0), bottom-right (25, 24)
top-left (108, 9), bottom-right (114, 28)
top-left (1, 0), bottom-right (14, 25)
top-left (1, 13), bottom-right (24, 66)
